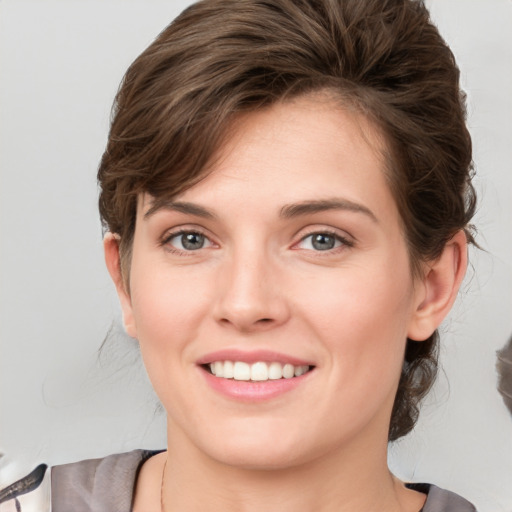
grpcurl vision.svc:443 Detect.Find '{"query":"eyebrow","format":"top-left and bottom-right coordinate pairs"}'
top-left (144, 201), bottom-right (217, 220)
top-left (280, 198), bottom-right (378, 223)
top-left (143, 197), bottom-right (377, 223)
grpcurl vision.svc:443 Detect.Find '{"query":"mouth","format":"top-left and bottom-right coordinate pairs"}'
top-left (203, 361), bottom-right (313, 382)
top-left (197, 350), bottom-right (315, 400)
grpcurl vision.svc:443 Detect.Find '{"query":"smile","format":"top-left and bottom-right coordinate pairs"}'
top-left (198, 350), bottom-right (315, 401)
top-left (208, 361), bottom-right (311, 381)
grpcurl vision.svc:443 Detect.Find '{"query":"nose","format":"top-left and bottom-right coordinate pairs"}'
top-left (213, 246), bottom-right (290, 333)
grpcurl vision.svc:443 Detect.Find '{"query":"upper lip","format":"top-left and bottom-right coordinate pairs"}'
top-left (196, 349), bottom-right (314, 367)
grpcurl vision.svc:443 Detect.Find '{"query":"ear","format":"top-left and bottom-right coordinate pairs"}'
top-left (408, 230), bottom-right (468, 341)
top-left (103, 233), bottom-right (138, 339)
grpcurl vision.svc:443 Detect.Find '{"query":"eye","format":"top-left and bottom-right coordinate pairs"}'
top-left (165, 231), bottom-right (212, 251)
top-left (297, 232), bottom-right (349, 251)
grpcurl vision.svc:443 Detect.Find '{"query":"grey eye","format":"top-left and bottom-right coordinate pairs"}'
top-left (168, 231), bottom-right (211, 251)
top-left (296, 231), bottom-right (352, 252)
top-left (310, 233), bottom-right (337, 251)
top-left (180, 232), bottom-right (206, 250)
top-left (298, 233), bottom-right (338, 251)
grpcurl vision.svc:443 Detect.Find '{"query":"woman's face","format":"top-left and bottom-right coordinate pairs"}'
top-left (118, 96), bottom-right (426, 469)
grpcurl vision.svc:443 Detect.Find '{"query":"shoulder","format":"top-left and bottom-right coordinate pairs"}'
top-left (407, 483), bottom-right (477, 512)
top-left (51, 449), bottom-right (161, 512)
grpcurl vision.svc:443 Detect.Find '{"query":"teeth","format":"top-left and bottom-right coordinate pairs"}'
top-left (209, 361), bottom-right (310, 381)
top-left (251, 362), bottom-right (268, 381)
top-left (233, 361), bottom-right (251, 381)
top-left (268, 362), bottom-right (282, 380)
top-left (282, 363), bottom-right (294, 379)
top-left (214, 361), bottom-right (224, 378)
top-left (294, 365), bottom-right (305, 377)
top-left (223, 360), bottom-right (234, 379)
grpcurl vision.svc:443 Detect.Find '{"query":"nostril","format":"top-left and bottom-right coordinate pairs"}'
top-left (218, 316), bottom-right (275, 332)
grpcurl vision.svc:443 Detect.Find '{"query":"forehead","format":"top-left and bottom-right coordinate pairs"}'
top-left (139, 95), bottom-right (394, 222)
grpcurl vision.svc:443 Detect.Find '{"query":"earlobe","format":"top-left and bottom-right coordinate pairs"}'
top-left (103, 233), bottom-right (138, 339)
top-left (407, 230), bottom-right (468, 341)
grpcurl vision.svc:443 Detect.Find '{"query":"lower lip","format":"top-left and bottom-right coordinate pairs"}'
top-left (199, 366), bottom-right (311, 402)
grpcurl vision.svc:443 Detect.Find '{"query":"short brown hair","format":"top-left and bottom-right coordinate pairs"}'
top-left (98, 0), bottom-right (476, 441)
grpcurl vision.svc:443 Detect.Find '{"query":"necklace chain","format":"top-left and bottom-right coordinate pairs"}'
top-left (160, 459), bottom-right (167, 512)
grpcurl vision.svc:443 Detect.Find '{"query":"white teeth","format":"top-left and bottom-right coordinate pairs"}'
top-left (251, 362), bottom-right (268, 381)
top-left (282, 363), bottom-right (294, 379)
top-left (268, 362), bottom-right (283, 380)
top-left (223, 360), bottom-right (234, 379)
top-left (294, 365), bottom-right (305, 377)
top-left (209, 361), bottom-right (310, 381)
top-left (214, 361), bottom-right (224, 378)
top-left (233, 361), bottom-right (251, 381)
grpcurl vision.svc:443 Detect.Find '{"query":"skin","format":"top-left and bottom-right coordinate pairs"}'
top-left (105, 95), bottom-right (467, 512)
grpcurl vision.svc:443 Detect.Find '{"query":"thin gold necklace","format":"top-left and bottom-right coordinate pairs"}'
top-left (160, 459), bottom-right (167, 512)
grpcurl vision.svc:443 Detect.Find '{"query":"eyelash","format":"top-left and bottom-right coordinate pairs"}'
top-left (294, 229), bottom-right (354, 254)
top-left (160, 228), bottom-right (353, 255)
top-left (160, 229), bottom-right (213, 255)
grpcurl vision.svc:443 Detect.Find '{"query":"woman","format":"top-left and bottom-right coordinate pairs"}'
top-left (1, 0), bottom-right (478, 510)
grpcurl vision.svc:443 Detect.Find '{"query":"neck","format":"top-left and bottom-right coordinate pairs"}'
top-left (156, 425), bottom-right (423, 512)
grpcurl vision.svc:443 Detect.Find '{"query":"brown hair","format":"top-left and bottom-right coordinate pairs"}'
top-left (97, 0), bottom-right (476, 441)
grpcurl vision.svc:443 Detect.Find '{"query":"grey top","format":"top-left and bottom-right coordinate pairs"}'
top-left (15, 449), bottom-right (474, 512)
top-left (51, 450), bottom-right (156, 512)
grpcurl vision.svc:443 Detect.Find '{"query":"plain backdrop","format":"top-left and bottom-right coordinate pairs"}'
top-left (1, 1), bottom-right (511, 511)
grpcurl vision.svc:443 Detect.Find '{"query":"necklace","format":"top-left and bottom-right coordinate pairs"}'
top-left (160, 459), bottom-right (167, 512)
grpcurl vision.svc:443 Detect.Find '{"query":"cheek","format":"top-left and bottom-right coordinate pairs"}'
top-left (127, 260), bottom-right (214, 391)
top-left (299, 261), bottom-right (414, 375)
top-left (130, 252), bottom-right (213, 334)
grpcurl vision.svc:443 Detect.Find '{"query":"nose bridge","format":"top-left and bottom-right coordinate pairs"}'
top-left (215, 239), bottom-right (288, 331)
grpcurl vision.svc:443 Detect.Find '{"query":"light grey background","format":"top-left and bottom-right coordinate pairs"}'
top-left (1, 1), bottom-right (511, 511)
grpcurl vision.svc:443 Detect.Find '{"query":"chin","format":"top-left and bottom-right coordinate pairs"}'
top-left (195, 421), bottom-right (332, 472)
top-left (186, 420), bottom-right (301, 470)
top-left (209, 444), bottom-right (307, 471)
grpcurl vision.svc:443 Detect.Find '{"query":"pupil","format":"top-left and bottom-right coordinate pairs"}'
top-left (182, 233), bottom-right (204, 250)
top-left (312, 234), bottom-right (335, 250)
